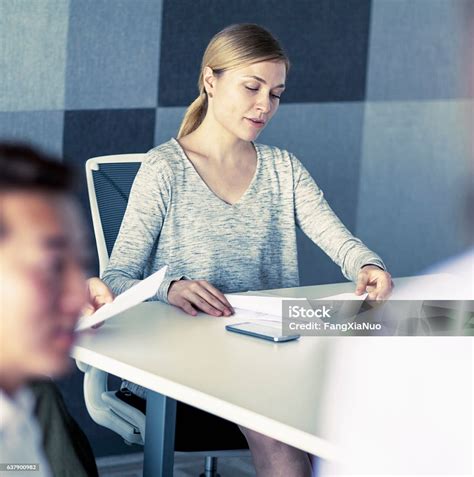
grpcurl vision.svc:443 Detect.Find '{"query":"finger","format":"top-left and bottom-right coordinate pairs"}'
top-left (185, 291), bottom-right (224, 317)
top-left (99, 291), bottom-right (114, 303)
top-left (355, 272), bottom-right (369, 295)
top-left (178, 299), bottom-right (198, 317)
top-left (93, 294), bottom-right (114, 309)
top-left (199, 281), bottom-right (234, 313)
top-left (81, 304), bottom-right (95, 316)
top-left (371, 289), bottom-right (388, 302)
top-left (88, 278), bottom-right (114, 303)
top-left (195, 287), bottom-right (233, 316)
top-left (365, 287), bottom-right (377, 301)
top-left (387, 280), bottom-right (395, 297)
top-left (368, 281), bottom-right (384, 301)
top-left (375, 274), bottom-right (392, 300)
top-left (93, 287), bottom-right (114, 302)
top-left (365, 278), bottom-right (380, 300)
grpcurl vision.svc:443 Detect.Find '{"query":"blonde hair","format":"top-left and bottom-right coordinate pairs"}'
top-left (177, 23), bottom-right (290, 139)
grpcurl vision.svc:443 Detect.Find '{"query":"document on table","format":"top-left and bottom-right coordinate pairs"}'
top-left (75, 265), bottom-right (168, 332)
top-left (225, 292), bottom-right (368, 324)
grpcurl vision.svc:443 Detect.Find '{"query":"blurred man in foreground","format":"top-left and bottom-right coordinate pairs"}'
top-left (0, 143), bottom-right (113, 476)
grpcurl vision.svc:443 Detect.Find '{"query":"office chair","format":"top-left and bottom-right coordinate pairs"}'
top-left (77, 154), bottom-right (249, 477)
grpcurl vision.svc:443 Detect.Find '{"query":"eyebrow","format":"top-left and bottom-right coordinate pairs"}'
top-left (242, 75), bottom-right (286, 89)
top-left (43, 236), bottom-right (69, 249)
top-left (43, 235), bottom-right (92, 264)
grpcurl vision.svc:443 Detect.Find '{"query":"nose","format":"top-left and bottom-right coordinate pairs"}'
top-left (255, 92), bottom-right (272, 115)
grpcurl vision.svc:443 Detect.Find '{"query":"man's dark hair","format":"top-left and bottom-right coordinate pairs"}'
top-left (0, 142), bottom-right (75, 192)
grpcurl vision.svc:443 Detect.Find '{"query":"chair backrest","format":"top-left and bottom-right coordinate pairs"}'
top-left (85, 154), bottom-right (145, 275)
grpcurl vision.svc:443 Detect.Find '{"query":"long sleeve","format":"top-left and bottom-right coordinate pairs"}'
top-left (101, 154), bottom-right (182, 303)
top-left (290, 153), bottom-right (386, 282)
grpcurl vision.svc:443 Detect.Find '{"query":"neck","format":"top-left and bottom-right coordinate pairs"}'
top-left (0, 364), bottom-right (24, 397)
top-left (187, 114), bottom-right (253, 164)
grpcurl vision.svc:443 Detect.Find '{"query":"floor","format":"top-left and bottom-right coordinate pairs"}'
top-left (97, 452), bottom-right (257, 477)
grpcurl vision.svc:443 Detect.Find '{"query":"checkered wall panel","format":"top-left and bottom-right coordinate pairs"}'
top-left (2, 0), bottom-right (472, 283)
top-left (3, 0), bottom-right (471, 284)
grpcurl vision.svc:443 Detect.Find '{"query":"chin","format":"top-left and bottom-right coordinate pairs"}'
top-left (239, 129), bottom-right (259, 142)
top-left (231, 121), bottom-right (256, 142)
top-left (34, 354), bottom-right (72, 379)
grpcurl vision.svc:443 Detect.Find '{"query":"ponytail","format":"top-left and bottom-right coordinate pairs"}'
top-left (177, 92), bottom-right (208, 139)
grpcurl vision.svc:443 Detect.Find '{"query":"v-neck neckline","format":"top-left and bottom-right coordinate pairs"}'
top-left (171, 137), bottom-right (261, 208)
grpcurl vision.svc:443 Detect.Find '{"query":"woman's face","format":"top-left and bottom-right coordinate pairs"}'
top-left (206, 60), bottom-right (286, 141)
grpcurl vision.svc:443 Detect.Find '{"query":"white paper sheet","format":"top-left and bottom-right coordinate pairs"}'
top-left (225, 292), bottom-right (367, 324)
top-left (75, 265), bottom-right (168, 331)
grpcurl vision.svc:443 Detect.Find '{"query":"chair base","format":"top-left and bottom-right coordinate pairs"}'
top-left (199, 456), bottom-right (221, 477)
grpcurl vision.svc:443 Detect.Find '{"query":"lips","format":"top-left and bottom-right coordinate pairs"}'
top-left (245, 118), bottom-right (266, 128)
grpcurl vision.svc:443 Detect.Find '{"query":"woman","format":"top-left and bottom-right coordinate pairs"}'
top-left (103, 23), bottom-right (392, 477)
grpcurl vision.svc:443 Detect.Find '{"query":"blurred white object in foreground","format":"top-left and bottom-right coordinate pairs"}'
top-left (318, 249), bottom-right (473, 476)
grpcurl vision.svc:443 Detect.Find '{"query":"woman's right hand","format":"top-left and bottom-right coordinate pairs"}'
top-left (167, 279), bottom-right (234, 317)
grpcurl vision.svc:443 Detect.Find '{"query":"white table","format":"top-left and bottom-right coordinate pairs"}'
top-left (71, 277), bottom-right (472, 476)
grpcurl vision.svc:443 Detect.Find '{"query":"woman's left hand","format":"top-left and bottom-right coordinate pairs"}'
top-left (355, 265), bottom-right (393, 300)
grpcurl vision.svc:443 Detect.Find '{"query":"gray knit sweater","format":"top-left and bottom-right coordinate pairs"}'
top-left (102, 137), bottom-right (386, 303)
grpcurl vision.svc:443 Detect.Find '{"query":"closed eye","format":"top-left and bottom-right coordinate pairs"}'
top-left (245, 86), bottom-right (281, 100)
